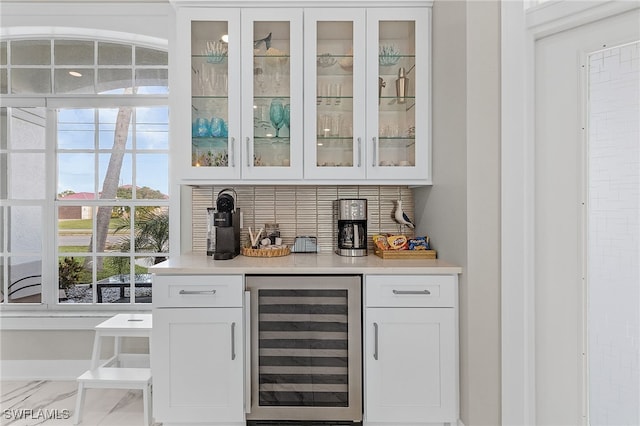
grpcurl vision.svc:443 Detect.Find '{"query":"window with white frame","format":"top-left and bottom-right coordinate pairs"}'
top-left (0, 39), bottom-right (169, 307)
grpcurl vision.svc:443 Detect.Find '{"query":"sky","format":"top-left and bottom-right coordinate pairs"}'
top-left (56, 105), bottom-right (169, 196)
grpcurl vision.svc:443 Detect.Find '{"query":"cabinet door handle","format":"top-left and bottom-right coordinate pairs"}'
top-left (246, 137), bottom-right (251, 167)
top-left (357, 137), bottom-right (362, 167)
top-left (230, 137), bottom-right (235, 167)
top-left (179, 289), bottom-right (216, 295)
top-left (392, 289), bottom-right (431, 295)
top-left (231, 322), bottom-right (236, 360)
top-left (372, 137), bottom-right (377, 167)
top-left (373, 322), bottom-right (379, 360)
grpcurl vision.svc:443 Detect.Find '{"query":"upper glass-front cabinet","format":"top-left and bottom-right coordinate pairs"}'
top-left (174, 8), bottom-right (241, 180)
top-left (303, 9), bottom-right (366, 180)
top-left (366, 8), bottom-right (430, 181)
top-left (241, 9), bottom-right (303, 180)
top-left (172, 6), bottom-right (430, 184)
top-left (305, 8), bottom-right (429, 181)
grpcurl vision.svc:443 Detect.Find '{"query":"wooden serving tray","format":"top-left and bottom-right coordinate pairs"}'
top-left (374, 249), bottom-right (437, 259)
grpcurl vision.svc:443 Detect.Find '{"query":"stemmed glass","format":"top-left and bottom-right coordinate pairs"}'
top-left (269, 99), bottom-right (285, 138)
top-left (283, 103), bottom-right (290, 133)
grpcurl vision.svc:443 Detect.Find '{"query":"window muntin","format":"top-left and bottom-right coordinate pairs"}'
top-left (0, 107), bottom-right (46, 304)
top-left (0, 38), bottom-right (169, 308)
top-left (56, 106), bottom-right (169, 305)
top-left (0, 39), bottom-right (169, 95)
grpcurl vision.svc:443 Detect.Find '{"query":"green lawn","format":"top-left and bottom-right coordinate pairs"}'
top-left (59, 245), bottom-right (89, 253)
top-left (58, 218), bottom-right (120, 230)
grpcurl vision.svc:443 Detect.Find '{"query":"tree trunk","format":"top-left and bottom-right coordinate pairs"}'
top-left (86, 90), bottom-right (135, 270)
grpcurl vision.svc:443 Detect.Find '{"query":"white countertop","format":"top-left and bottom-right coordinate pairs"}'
top-left (149, 253), bottom-right (463, 275)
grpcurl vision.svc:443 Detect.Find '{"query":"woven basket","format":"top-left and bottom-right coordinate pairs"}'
top-left (241, 246), bottom-right (291, 257)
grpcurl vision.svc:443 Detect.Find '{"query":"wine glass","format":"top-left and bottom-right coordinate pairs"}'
top-left (269, 99), bottom-right (285, 138)
top-left (283, 103), bottom-right (290, 132)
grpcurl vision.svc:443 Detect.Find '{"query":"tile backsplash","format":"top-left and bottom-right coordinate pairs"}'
top-left (192, 186), bottom-right (415, 254)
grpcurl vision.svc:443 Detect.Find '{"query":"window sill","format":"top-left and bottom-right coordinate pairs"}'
top-left (0, 309), bottom-right (151, 330)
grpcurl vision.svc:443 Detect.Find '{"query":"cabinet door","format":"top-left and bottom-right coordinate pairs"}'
top-left (303, 9), bottom-right (366, 180)
top-left (365, 307), bottom-right (456, 423)
top-left (366, 8), bottom-right (431, 182)
top-left (153, 308), bottom-right (244, 423)
top-left (174, 8), bottom-right (242, 181)
top-left (241, 9), bottom-right (303, 180)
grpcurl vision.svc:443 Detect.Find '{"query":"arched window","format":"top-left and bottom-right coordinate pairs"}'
top-left (0, 38), bottom-right (169, 308)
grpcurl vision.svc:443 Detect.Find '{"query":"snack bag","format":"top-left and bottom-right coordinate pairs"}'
top-left (387, 235), bottom-right (408, 250)
top-left (409, 236), bottom-right (430, 250)
top-left (373, 234), bottom-right (390, 251)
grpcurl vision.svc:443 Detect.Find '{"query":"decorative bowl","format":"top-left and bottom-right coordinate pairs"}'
top-left (205, 41), bottom-right (228, 64)
top-left (379, 44), bottom-right (400, 66)
top-left (317, 53), bottom-right (337, 68)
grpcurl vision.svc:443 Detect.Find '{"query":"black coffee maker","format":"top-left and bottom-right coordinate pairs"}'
top-left (207, 188), bottom-right (241, 260)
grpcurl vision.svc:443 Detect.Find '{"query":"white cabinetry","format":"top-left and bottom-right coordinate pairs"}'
top-left (152, 274), bottom-right (245, 425)
top-left (171, 3), bottom-right (431, 184)
top-left (364, 275), bottom-right (458, 425)
top-left (304, 8), bottom-right (430, 182)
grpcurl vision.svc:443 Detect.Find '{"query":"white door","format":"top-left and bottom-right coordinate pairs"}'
top-left (533, 8), bottom-right (640, 425)
top-left (364, 307), bottom-right (456, 423)
top-left (153, 307), bottom-right (244, 423)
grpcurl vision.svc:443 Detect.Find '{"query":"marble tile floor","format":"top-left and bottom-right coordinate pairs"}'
top-left (1, 380), bottom-right (160, 426)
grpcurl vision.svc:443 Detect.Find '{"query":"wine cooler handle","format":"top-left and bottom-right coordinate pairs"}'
top-left (357, 137), bottom-right (362, 168)
top-left (179, 289), bottom-right (216, 295)
top-left (244, 291), bottom-right (251, 414)
top-left (246, 137), bottom-right (251, 167)
top-left (392, 289), bottom-right (431, 295)
top-left (373, 322), bottom-right (379, 360)
top-left (231, 322), bottom-right (236, 360)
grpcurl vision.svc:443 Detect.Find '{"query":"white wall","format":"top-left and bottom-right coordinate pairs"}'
top-left (414, 1), bottom-right (501, 425)
top-left (0, 1), bottom-right (170, 46)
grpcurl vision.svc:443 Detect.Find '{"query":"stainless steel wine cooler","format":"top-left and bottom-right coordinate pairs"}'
top-left (245, 275), bottom-right (362, 422)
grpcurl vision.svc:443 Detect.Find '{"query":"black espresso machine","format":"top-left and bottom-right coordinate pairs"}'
top-left (207, 188), bottom-right (241, 260)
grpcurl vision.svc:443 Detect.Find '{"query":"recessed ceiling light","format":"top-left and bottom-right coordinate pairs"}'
top-left (69, 71), bottom-right (83, 77)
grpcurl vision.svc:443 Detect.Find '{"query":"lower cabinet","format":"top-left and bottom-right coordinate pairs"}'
top-left (153, 307), bottom-right (245, 424)
top-left (364, 275), bottom-right (458, 425)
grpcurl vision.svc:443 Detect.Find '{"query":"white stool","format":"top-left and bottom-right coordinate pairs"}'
top-left (74, 313), bottom-right (153, 425)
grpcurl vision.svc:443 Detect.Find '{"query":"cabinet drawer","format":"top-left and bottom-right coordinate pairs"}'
top-left (365, 275), bottom-right (456, 308)
top-left (153, 275), bottom-right (243, 308)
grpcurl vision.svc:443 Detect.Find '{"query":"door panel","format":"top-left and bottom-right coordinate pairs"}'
top-left (534, 9), bottom-right (640, 425)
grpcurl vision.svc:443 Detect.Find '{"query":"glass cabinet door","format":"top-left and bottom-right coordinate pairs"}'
top-left (175, 8), bottom-right (241, 180)
top-left (367, 9), bottom-right (429, 181)
top-left (241, 9), bottom-right (303, 180)
top-left (304, 10), bottom-right (366, 180)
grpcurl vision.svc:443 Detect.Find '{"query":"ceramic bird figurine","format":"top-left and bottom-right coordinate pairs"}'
top-left (393, 200), bottom-right (415, 229)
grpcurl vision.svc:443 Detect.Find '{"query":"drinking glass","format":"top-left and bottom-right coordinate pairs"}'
top-left (283, 103), bottom-right (290, 131)
top-left (269, 99), bottom-right (285, 138)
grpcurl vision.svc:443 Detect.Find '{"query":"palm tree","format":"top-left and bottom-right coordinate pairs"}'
top-left (113, 208), bottom-right (169, 265)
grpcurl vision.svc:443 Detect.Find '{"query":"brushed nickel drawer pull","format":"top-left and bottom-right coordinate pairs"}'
top-left (373, 322), bottom-right (379, 360)
top-left (392, 289), bottom-right (431, 295)
top-left (179, 289), bottom-right (217, 295)
top-left (231, 322), bottom-right (236, 360)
